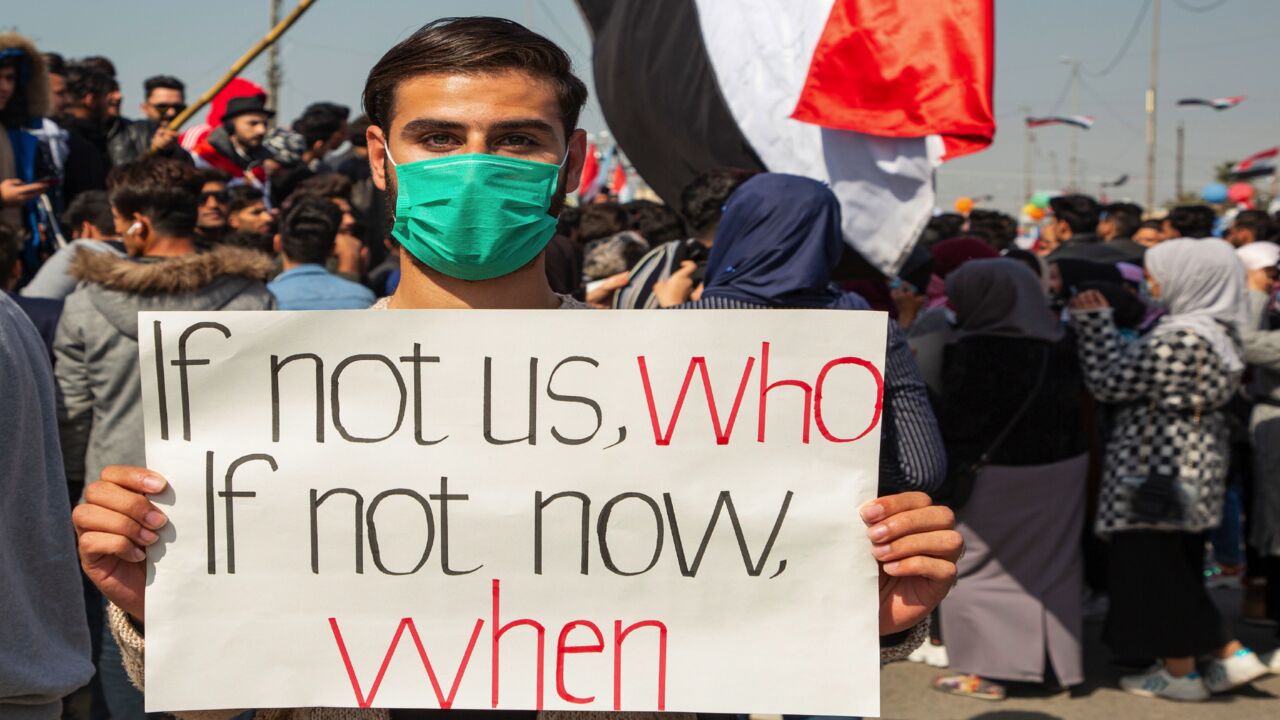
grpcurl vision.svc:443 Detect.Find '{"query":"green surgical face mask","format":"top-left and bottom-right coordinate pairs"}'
top-left (387, 150), bottom-right (565, 281)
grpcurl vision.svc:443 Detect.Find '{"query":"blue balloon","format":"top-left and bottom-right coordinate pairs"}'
top-left (1201, 182), bottom-right (1228, 203)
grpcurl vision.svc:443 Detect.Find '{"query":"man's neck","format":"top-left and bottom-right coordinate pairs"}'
top-left (142, 234), bottom-right (197, 258)
top-left (229, 136), bottom-right (252, 159)
top-left (280, 256), bottom-right (318, 272)
top-left (390, 252), bottom-right (561, 310)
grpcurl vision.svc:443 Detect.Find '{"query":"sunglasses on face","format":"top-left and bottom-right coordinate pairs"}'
top-left (200, 190), bottom-right (229, 204)
top-left (150, 102), bottom-right (187, 115)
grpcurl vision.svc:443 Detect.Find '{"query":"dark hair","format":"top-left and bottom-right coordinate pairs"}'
top-left (1138, 219), bottom-right (1163, 232)
top-left (363, 17), bottom-right (588, 137)
top-left (556, 205), bottom-right (581, 241)
top-left (1233, 209), bottom-right (1275, 242)
top-left (920, 212), bottom-right (966, 249)
top-left (293, 102), bottom-right (350, 148)
top-left (576, 203), bottom-right (628, 245)
top-left (348, 114), bottom-right (371, 148)
top-left (1166, 204), bottom-right (1216, 239)
top-left (77, 55), bottom-right (117, 78)
top-left (680, 168), bottom-right (758, 236)
top-left (65, 63), bottom-right (113, 104)
top-left (293, 173), bottom-right (353, 202)
top-left (0, 53), bottom-right (32, 127)
top-left (0, 222), bottom-right (19, 278)
top-left (280, 194), bottom-right (341, 265)
top-left (227, 185), bottom-right (265, 214)
top-left (966, 209), bottom-right (1018, 251)
top-left (220, 230), bottom-right (273, 255)
top-left (44, 52), bottom-right (66, 77)
top-left (107, 157), bottom-right (202, 236)
top-left (1049, 194), bottom-right (1101, 234)
top-left (1102, 202), bottom-right (1142, 239)
top-left (144, 74), bottom-right (185, 97)
top-left (622, 200), bottom-right (686, 245)
top-left (195, 168), bottom-right (231, 186)
top-left (63, 190), bottom-right (115, 236)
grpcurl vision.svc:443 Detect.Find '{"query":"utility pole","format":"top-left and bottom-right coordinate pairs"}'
top-left (1175, 121), bottom-right (1185, 200)
top-left (266, 0), bottom-right (283, 127)
top-left (1062, 58), bottom-right (1081, 191)
top-left (1021, 104), bottom-right (1034, 202)
top-left (1145, 0), bottom-right (1162, 211)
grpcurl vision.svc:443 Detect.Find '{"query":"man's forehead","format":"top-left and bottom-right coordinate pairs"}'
top-left (390, 70), bottom-right (560, 129)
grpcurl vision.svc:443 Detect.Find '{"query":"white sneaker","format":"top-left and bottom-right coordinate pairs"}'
top-left (906, 642), bottom-right (949, 668)
top-left (1119, 664), bottom-right (1209, 702)
top-left (1205, 648), bottom-right (1270, 693)
top-left (1262, 648), bottom-right (1280, 672)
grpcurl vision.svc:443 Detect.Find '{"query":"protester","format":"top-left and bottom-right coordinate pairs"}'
top-left (1069, 238), bottom-right (1269, 700)
top-left (0, 33), bottom-right (56, 265)
top-left (70, 22), bottom-right (961, 718)
top-left (1162, 204), bottom-right (1217, 241)
top-left (1098, 201), bottom-right (1146, 264)
top-left (613, 167), bottom-right (755, 309)
top-left (1133, 218), bottom-right (1164, 248)
top-left (222, 184), bottom-right (273, 252)
top-left (1048, 194), bottom-right (1126, 263)
top-left (1228, 209), bottom-right (1275, 248)
top-left (193, 168), bottom-right (231, 248)
top-left (267, 194), bottom-right (375, 310)
top-left (932, 258), bottom-right (1087, 700)
top-left (191, 93), bottom-right (273, 185)
top-left (2, 220), bottom-right (62, 355)
top-left (966, 208), bottom-right (1018, 252)
top-left (20, 190), bottom-right (124, 300)
top-left (668, 172), bottom-right (947, 495)
top-left (0, 292), bottom-right (95, 720)
top-left (104, 74), bottom-right (187, 165)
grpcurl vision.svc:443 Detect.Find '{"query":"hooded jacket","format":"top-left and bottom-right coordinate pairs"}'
top-left (0, 32), bottom-right (53, 261)
top-left (54, 246), bottom-right (275, 491)
top-left (193, 124), bottom-right (270, 184)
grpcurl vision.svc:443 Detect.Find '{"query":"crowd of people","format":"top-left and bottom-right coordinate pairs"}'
top-left (0, 14), bottom-right (1278, 720)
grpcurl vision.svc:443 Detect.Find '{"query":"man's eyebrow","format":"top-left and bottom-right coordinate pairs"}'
top-left (488, 118), bottom-right (557, 135)
top-left (400, 118), bottom-right (468, 137)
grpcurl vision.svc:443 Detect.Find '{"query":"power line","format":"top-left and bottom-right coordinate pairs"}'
top-left (1079, 76), bottom-right (1144, 135)
top-left (1173, 0), bottom-right (1229, 12)
top-left (1085, 0), bottom-right (1152, 77)
top-left (535, 0), bottom-right (590, 57)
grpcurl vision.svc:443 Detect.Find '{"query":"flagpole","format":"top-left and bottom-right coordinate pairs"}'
top-left (1175, 121), bottom-right (1185, 200)
top-left (1145, 0), bottom-right (1161, 212)
top-left (1021, 105), bottom-right (1033, 203)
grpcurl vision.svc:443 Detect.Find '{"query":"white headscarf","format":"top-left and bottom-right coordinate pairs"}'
top-left (1236, 241), bottom-right (1280, 271)
top-left (1145, 238), bottom-right (1248, 373)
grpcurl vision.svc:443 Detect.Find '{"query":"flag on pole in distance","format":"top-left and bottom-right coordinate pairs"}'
top-left (577, 142), bottom-right (601, 201)
top-left (576, 0), bottom-right (995, 274)
top-left (1230, 147), bottom-right (1278, 181)
top-left (1177, 96), bottom-right (1246, 111)
top-left (610, 157), bottom-right (628, 197)
top-left (1026, 115), bottom-right (1095, 130)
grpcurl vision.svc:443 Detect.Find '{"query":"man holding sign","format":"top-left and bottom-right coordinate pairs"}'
top-left (71, 17), bottom-right (961, 718)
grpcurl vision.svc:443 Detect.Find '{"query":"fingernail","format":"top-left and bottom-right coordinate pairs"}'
top-left (871, 543), bottom-right (892, 559)
top-left (138, 528), bottom-right (158, 544)
top-left (130, 547), bottom-right (146, 562)
top-left (868, 524), bottom-right (890, 542)
top-left (142, 474), bottom-right (166, 493)
top-left (860, 503), bottom-right (886, 523)
top-left (882, 561), bottom-right (901, 573)
top-left (144, 510), bottom-right (167, 529)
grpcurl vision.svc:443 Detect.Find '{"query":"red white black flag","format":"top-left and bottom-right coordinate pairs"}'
top-left (1177, 96), bottom-right (1246, 111)
top-left (1230, 147), bottom-right (1278, 180)
top-left (1026, 115), bottom-right (1095, 130)
top-left (576, 0), bottom-right (995, 273)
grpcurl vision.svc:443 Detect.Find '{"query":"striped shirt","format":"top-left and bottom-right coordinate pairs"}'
top-left (672, 294), bottom-right (947, 495)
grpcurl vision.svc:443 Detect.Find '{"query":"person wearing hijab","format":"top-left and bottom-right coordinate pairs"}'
top-left (1069, 238), bottom-right (1270, 701)
top-left (906, 238), bottom-right (1000, 396)
top-left (930, 259), bottom-right (1088, 700)
top-left (673, 173), bottom-right (946, 496)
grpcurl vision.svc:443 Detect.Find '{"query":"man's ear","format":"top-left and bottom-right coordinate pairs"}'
top-left (272, 233), bottom-right (283, 255)
top-left (563, 129), bottom-right (588, 196)
top-left (133, 213), bottom-right (152, 242)
top-left (368, 124), bottom-right (390, 193)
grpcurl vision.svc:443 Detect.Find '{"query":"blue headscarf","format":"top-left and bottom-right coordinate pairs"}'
top-left (701, 173), bottom-right (863, 309)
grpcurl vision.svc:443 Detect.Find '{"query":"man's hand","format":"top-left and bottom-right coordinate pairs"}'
top-left (0, 178), bottom-right (49, 207)
top-left (1068, 289), bottom-right (1110, 312)
top-left (150, 126), bottom-right (180, 154)
top-left (72, 465), bottom-right (169, 623)
top-left (862, 492), bottom-right (962, 635)
top-left (653, 260), bottom-right (697, 308)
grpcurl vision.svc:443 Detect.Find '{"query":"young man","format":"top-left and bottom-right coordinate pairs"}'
top-left (19, 190), bottom-right (125, 302)
top-left (267, 194), bottom-right (375, 309)
top-left (1228, 209), bottom-right (1275, 248)
top-left (226, 184), bottom-right (273, 235)
top-left (1047, 194), bottom-right (1126, 263)
top-left (72, 18), bottom-right (961, 716)
top-left (1097, 201), bottom-right (1146, 264)
top-left (194, 169), bottom-right (231, 247)
top-left (1162, 204), bottom-right (1218, 241)
top-left (192, 94), bottom-right (273, 185)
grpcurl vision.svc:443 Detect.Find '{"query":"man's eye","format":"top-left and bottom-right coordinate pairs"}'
top-left (499, 135), bottom-right (535, 147)
top-left (426, 134), bottom-right (456, 146)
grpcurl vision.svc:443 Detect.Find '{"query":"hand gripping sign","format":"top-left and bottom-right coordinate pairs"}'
top-left (138, 308), bottom-right (886, 716)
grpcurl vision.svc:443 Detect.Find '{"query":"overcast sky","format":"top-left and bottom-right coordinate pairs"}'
top-left (10, 0), bottom-right (1277, 214)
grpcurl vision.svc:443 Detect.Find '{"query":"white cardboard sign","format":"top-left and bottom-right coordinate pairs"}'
top-left (137, 309), bottom-right (886, 715)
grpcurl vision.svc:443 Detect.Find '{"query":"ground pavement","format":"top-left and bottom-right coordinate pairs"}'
top-left (878, 584), bottom-right (1280, 720)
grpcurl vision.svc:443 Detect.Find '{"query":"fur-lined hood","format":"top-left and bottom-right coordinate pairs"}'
top-left (69, 245), bottom-right (275, 340)
top-left (0, 32), bottom-right (49, 120)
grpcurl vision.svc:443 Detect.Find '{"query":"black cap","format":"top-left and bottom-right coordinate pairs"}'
top-left (221, 94), bottom-right (275, 122)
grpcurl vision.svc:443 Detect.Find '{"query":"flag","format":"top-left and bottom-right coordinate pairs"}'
top-left (610, 158), bottom-right (628, 197)
top-left (577, 142), bottom-right (600, 201)
top-left (1230, 147), bottom-right (1278, 180)
top-left (1177, 95), bottom-right (1245, 111)
top-left (576, 0), bottom-right (995, 274)
top-left (1026, 115), bottom-right (1094, 130)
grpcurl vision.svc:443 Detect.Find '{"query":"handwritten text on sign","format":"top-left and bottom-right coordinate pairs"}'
top-left (138, 309), bottom-right (886, 715)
